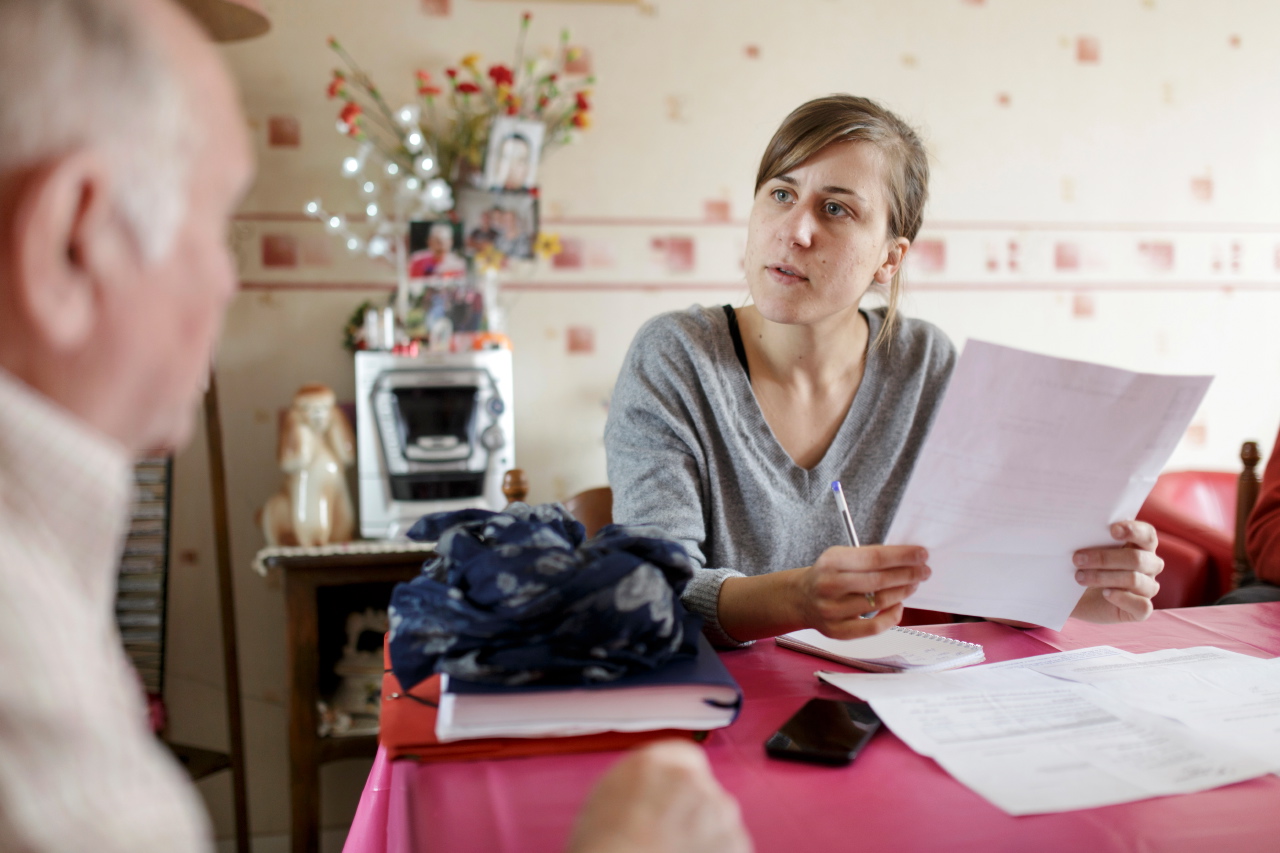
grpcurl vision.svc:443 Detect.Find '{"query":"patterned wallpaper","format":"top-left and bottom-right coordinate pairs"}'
top-left (168, 1), bottom-right (1280, 842)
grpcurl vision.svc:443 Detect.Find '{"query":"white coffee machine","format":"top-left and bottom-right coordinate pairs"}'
top-left (354, 348), bottom-right (514, 539)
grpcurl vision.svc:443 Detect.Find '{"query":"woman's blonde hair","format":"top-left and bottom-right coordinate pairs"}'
top-left (755, 94), bottom-right (929, 349)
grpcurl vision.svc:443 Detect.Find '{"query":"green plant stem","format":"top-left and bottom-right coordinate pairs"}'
top-left (330, 42), bottom-right (408, 148)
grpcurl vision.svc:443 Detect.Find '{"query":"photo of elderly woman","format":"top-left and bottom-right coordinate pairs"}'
top-left (407, 219), bottom-right (468, 282)
top-left (482, 117), bottom-right (545, 191)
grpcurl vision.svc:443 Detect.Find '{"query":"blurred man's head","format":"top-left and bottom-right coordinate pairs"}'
top-left (0, 0), bottom-right (253, 454)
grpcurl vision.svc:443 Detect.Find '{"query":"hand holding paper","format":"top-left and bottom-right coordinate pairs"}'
top-left (887, 340), bottom-right (1211, 629)
top-left (1069, 519), bottom-right (1164, 623)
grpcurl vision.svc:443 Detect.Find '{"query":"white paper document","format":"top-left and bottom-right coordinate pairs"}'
top-left (1025, 646), bottom-right (1280, 770)
top-left (888, 340), bottom-right (1212, 628)
top-left (819, 649), bottom-right (1275, 816)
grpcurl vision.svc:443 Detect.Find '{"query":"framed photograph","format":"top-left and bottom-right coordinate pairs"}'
top-left (407, 219), bottom-right (469, 284)
top-left (457, 187), bottom-right (539, 261)
top-left (417, 285), bottom-right (486, 334)
top-left (482, 117), bottom-right (545, 191)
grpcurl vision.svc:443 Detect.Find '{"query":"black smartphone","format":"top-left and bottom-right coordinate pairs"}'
top-left (764, 698), bottom-right (882, 766)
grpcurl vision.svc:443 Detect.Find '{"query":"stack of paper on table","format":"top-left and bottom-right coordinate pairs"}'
top-left (820, 645), bottom-right (1280, 815)
top-left (776, 627), bottom-right (984, 672)
top-left (435, 632), bottom-right (742, 742)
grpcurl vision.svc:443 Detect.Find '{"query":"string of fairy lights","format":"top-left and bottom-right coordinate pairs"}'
top-left (304, 21), bottom-right (594, 297)
top-left (304, 104), bottom-right (454, 265)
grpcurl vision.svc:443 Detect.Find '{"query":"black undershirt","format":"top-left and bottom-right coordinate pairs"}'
top-left (722, 304), bottom-right (750, 380)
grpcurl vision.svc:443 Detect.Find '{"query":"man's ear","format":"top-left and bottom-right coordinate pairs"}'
top-left (11, 152), bottom-right (125, 351)
top-left (873, 236), bottom-right (911, 285)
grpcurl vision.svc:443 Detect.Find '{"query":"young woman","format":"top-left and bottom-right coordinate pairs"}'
top-left (605, 95), bottom-right (1163, 647)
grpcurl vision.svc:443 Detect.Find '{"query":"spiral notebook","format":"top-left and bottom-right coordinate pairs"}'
top-left (776, 628), bottom-right (985, 673)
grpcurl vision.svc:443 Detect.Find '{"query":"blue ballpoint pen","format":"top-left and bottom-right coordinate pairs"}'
top-left (832, 481), bottom-right (879, 618)
top-left (830, 481), bottom-right (861, 548)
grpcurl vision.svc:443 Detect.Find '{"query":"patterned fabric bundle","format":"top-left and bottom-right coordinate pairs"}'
top-left (387, 503), bottom-right (698, 690)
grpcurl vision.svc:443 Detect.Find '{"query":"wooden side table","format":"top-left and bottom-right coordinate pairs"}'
top-left (262, 549), bottom-right (429, 853)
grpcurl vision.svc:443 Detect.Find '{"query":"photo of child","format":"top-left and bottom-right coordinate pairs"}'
top-left (482, 117), bottom-right (545, 191)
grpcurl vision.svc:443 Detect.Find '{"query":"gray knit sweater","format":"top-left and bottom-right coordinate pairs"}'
top-left (604, 304), bottom-right (956, 646)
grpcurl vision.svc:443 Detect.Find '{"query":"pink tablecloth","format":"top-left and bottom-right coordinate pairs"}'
top-left (345, 603), bottom-right (1280, 853)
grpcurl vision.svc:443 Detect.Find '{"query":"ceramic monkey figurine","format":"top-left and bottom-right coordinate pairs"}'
top-left (259, 384), bottom-right (356, 546)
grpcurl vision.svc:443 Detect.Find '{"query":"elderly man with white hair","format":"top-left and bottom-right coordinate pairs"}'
top-left (0, 0), bottom-right (250, 849)
top-left (0, 2), bottom-right (750, 851)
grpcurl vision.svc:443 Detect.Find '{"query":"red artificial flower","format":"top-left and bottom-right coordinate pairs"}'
top-left (415, 69), bottom-right (431, 83)
top-left (488, 64), bottom-right (515, 87)
top-left (340, 102), bottom-right (362, 124)
top-left (457, 82), bottom-right (481, 95)
top-left (506, 103), bottom-right (519, 115)
top-left (327, 78), bottom-right (344, 98)
top-left (572, 111), bottom-right (591, 129)
top-left (548, 73), bottom-right (558, 83)
top-left (538, 96), bottom-right (550, 109)
top-left (445, 68), bottom-right (458, 79)
top-left (420, 85), bottom-right (443, 97)
top-left (522, 11), bottom-right (532, 24)
top-left (575, 91), bottom-right (590, 111)
top-left (327, 36), bottom-right (339, 49)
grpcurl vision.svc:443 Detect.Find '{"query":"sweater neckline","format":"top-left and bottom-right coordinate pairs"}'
top-left (716, 304), bottom-right (885, 478)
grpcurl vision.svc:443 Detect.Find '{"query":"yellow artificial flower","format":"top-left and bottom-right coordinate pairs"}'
top-left (461, 53), bottom-right (481, 72)
top-left (534, 232), bottom-right (562, 260)
top-left (475, 245), bottom-right (505, 273)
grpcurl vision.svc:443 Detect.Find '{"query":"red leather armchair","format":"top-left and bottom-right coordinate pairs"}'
top-left (1137, 471), bottom-right (1238, 608)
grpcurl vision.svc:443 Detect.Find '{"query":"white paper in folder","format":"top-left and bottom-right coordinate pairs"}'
top-left (889, 340), bottom-right (1211, 629)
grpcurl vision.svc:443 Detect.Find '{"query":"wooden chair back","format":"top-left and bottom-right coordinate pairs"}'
top-left (501, 469), bottom-right (529, 504)
top-left (501, 469), bottom-right (614, 538)
top-left (1234, 441), bottom-right (1262, 589)
top-left (564, 487), bottom-right (614, 539)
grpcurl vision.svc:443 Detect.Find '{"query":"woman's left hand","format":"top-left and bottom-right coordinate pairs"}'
top-left (1069, 520), bottom-right (1163, 623)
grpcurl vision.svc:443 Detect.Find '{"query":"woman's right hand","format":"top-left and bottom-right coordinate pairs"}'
top-left (717, 545), bottom-right (931, 643)
top-left (791, 545), bottom-right (931, 639)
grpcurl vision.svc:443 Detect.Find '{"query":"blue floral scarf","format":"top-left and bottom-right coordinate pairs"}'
top-left (387, 503), bottom-right (698, 690)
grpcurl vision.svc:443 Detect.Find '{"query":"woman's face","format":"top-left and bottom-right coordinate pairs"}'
top-left (744, 141), bottom-right (908, 329)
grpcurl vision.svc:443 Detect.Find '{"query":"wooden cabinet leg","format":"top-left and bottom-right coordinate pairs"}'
top-left (290, 740), bottom-right (320, 853)
top-left (272, 558), bottom-right (425, 853)
top-left (287, 575), bottom-right (322, 853)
